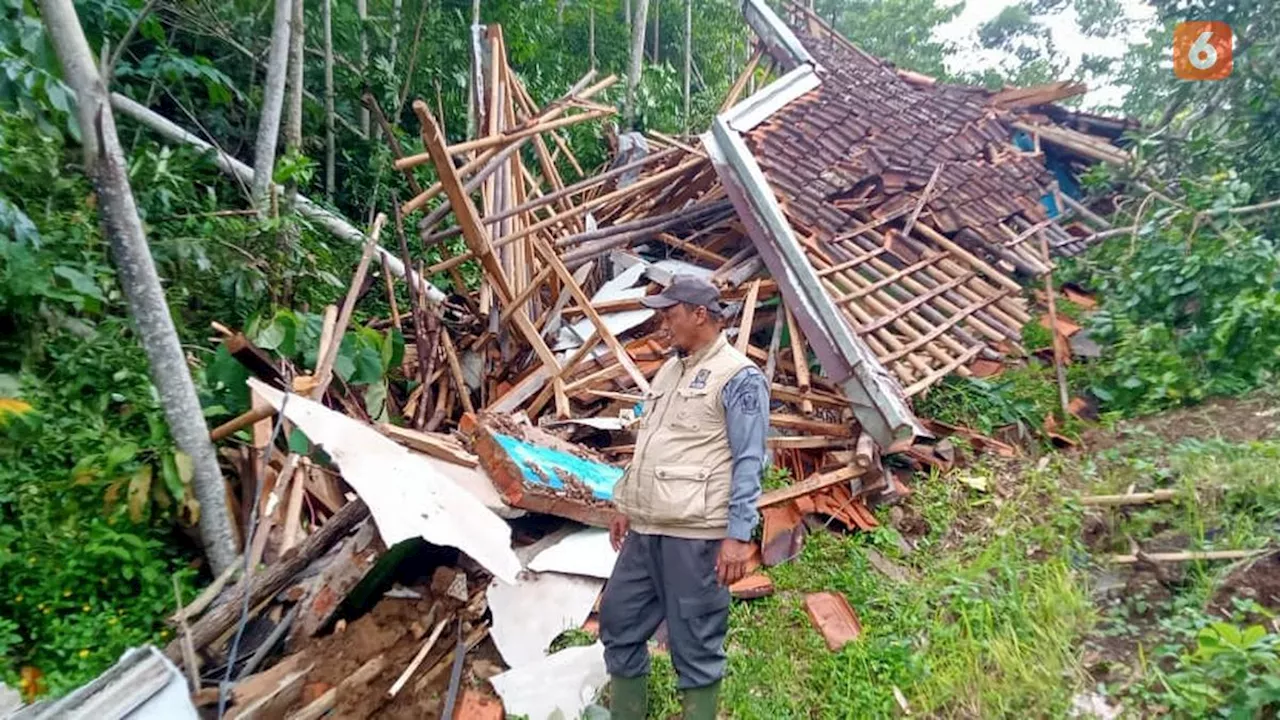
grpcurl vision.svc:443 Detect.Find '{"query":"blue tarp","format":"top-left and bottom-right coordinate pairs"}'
top-left (493, 433), bottom-right (623, 501)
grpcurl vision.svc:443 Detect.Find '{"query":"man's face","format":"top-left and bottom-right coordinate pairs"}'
top-left (659, 303), bottom-right (708, 355)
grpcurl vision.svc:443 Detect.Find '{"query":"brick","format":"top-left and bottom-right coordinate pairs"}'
top-left (730, 573), bottom-right (775, 600)
top-left (453, 688), bottom-right (504, 720)
top-left (803, 592), bottom-right (862, 651)
top-left (761, 504), bottom-right (806, 566)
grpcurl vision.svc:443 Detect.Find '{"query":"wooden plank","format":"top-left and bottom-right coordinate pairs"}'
top-left (1080, 489), bottom-right (1176, 507)
top-left (285, 654), bottom-right (386, 720)
top-left (532, 236), bottom-right (651, 393)
top-left (734, 279), bottom-right (762, 353)
top-left (411, 101), bottom-right (564, 385)
top-left (163, 499), bottom-right (370, 662)
top-left (380, 424), bottom-right (479, 467)
top-left (1108, 549), bottom-right (1268, 565)
top-left (286, 519), bottom-right (384, 648)
top-left (768, 436), bottom-right (850, 450)
top-left (313, 215), bottom-right (386, 400)
top-left (769, 413), bottom-right (854, 437)
top-left (758, 466), bottom-right (860, 509)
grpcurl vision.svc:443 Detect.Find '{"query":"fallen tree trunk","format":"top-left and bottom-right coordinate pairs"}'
top-left (106, 93), bottom-right (446, 305)
top-left (163, 498), bottom-right (370, 663)
top-left (41, 0), bottom-right (238, 573)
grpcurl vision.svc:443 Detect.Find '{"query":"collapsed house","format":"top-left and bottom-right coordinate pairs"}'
top-left (10, 3), bottom-right (1136, 719)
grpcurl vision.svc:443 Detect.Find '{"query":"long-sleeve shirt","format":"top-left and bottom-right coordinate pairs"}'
top-left (721, 365), bottom-right (769, 541)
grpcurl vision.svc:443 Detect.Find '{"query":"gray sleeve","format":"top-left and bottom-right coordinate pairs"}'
top-left (721, 366), bottom-right (768, 541)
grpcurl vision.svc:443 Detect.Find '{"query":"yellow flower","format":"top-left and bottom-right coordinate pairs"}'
top-left (63, 590), bottom-right (72, 597)
top-left (82, 605), bottom-right (90, 612)
top-left (42, 608), bottom-right (50, 614)
top-left (78, 649), bottom-right (89, 659)
top-left (107, 617), bottom-right (117, 625)
top-left (14, 595), bottom-right (22, 603)
top-left (159, 629), bottom-right (169, 638)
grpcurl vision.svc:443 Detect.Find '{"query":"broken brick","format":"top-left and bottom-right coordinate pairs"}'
top-left (761, 503), bottom-right (806, 566)
top-left (453, 688), bottom-right (504, 720)
top-left (804, 592), bottom-right (863, 651)
top-left (730, 573), bottom-right (775, 600)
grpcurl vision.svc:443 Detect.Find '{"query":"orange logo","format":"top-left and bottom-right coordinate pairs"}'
top-left (1173, 21), bottom-right (1232, 80)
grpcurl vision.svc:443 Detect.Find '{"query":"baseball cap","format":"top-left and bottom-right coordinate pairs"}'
top-left (640, 274), bottom-right (725, 315)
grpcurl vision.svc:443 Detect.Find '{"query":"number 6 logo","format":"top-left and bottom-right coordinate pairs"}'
top-left (1174, 21), bottom-right (1233, 80)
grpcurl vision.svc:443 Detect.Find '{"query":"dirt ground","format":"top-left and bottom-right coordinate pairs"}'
top-left (281, 592), bottom-right (503, 719)
top-left (1081, 392), bottom-right (1280, 450)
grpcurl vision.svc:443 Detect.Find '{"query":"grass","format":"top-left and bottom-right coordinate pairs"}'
top-left (631, 397), bottom-right (1280, 718)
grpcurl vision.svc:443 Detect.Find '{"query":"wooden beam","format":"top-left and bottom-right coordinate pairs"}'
top-left (532, 237), bottom-right (651, 393)
top-left (163, 499), bottom-right (370, 663)
top-left (411, 101), bottom-right (564, 386)
top-left (758, 466), bottom-right (860, 509)
top-left (735, 279), bottom-right (762, 353)
top-left (1080, 489), bottom-right (1177, 507)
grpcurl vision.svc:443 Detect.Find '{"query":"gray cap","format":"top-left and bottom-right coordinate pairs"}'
top-left (640, 274), bottom-right (724, 314)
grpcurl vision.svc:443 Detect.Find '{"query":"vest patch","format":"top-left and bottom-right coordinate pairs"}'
top-left (689, 368), bottom-right (711, 389)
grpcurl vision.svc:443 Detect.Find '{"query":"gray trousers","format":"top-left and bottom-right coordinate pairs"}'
top-left (599, 532), bottom-right (731, 689)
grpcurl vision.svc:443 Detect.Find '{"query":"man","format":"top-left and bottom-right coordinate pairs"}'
top-left (601, 275), bottom-right (768, 719)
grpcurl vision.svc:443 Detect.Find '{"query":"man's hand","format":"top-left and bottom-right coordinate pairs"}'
top-left (609, 513), bottom-right (630, 552)
top-left (716, 538), bottom-right (754, 587)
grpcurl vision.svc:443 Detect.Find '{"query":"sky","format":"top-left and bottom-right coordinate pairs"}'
top-left (933, 0), bottom-right (1160, 108)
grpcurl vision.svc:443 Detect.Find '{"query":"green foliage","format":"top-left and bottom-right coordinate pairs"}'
top-left (1072, 432), bottom-right (1280, 717)
top-left (1063, 173), bottom-right (1280, 415)
top-left (913, 364), bottom-right (1082, 440)
top-left (0, 111), bottom-right (213, 695)
top-left (1154, 622), bottom-right (1280, 717)
top-left (811, 0), bottom-right (961, 78)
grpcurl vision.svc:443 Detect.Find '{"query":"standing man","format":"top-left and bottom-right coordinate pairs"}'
top-left (601, 275), bottom-right (768, 719)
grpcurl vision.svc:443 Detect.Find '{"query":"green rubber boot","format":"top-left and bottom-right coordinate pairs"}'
top-left (682, 680), bottom-right (721, 720)
top-left (609, 674), bottom-right (649, 720)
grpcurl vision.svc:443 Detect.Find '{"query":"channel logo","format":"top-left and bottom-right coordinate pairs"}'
top-left (1173, 21), bottom-right (1233, 81)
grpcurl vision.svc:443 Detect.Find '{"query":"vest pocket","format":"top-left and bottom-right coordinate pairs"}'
top-left (671, 388), bottom-right (713, 430)
top-left (650, 465), bottom-right (710, 524)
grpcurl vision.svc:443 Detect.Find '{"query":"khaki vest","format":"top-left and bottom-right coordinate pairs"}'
top-left (614, 333), bottom-right (754, 539)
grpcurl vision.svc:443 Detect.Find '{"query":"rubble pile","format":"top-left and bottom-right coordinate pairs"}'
top-left (126, 2), bottom-right (1133, 718)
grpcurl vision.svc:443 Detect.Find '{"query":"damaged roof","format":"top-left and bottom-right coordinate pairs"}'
top-left (707, 0), bottom-right (1129, 422)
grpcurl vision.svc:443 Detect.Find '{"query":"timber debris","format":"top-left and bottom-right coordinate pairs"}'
top-left (149, 3), bottom-right (1139, 716)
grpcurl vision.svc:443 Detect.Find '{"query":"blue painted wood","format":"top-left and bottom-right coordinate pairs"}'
top-left (492, 433), bottom-right (623, 500)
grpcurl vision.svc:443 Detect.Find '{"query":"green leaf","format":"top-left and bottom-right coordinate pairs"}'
top-left (105, 442), bottom-right (138, 470)
top-left (365, 381), bottom-right (389, 423)
top-left (352, 346), bottom-right (383, 385)
top-left (126, 466), bottom-right (152, 523)
top-left (334, 350), bottom-right (356, 382)
top-left (52, 265), bottom-right (104, 301)
top-left (160, 452), bottom-right (186, 502)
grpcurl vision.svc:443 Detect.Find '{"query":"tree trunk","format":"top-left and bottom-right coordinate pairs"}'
top-left (466, 0), bottom-right (481, 140)
top-left (252, 0), bottom-right (294, 212)
top-left (39, 0), bottom-right (238, 574)
top-left (108, 92), bottom-right (447, 305)
top-left (284, 0), bottom-right (304, 207)
top-left (683, 0), bottom-right (691, 132)
top-left (389, 0), bottom-right (402, 73)
top-left (588, 5), bottom-right (596, 71)
top-left (651, 0), bottom-right (659, 64)
top-left (357, 0), bottom-right (370, 136)
top-left (625, 0), bottom-right (650, 127)
top-left (322, 0), bottom-right (335, 200)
